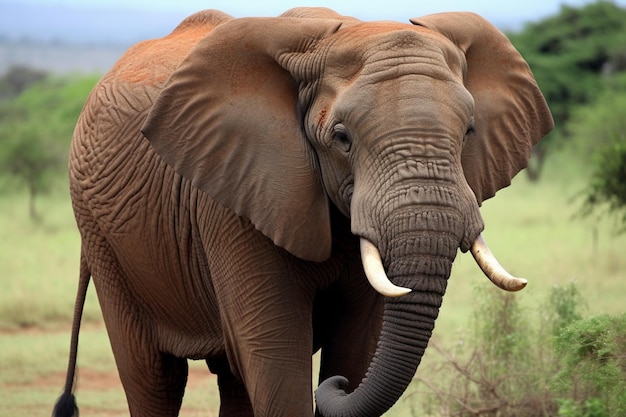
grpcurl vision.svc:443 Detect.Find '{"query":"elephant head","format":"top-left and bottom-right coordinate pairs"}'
top-left (141, 8), bottom-right (553, 417)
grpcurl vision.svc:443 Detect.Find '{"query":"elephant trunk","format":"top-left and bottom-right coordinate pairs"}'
top-left (316, 218), bottom-right (458, 417)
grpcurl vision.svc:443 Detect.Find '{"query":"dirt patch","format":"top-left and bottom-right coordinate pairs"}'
top-left (1, 324), bottom-right (220, 416)
top-left (0, 321), bottom-right (103, 335)
top-left (12, 368), bottom-right (123, 391)
top-left (8, 365), bottom-right (214, 391)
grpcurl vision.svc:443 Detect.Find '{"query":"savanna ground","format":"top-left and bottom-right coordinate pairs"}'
top-left (1, 150), bottom-right (625, 416)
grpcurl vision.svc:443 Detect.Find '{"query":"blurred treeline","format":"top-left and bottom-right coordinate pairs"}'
top-left (0, 1), bottom-right (625, 224)
top-left (506, 1), bottom-right (626, 228)
top-left (0, 67), bottom-right (99, 220)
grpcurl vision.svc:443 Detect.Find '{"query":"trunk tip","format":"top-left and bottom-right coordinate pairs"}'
top-left (315, 375), bottom-right (350, 416)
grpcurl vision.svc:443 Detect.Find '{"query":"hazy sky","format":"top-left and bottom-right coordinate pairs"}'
top-left (11, 0), bottom-right (626, 30)
top-left (4, 0), bottom-right (626, 46)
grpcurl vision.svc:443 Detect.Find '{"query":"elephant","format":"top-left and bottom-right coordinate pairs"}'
top-left (53, 7), bottom-right (553, 417)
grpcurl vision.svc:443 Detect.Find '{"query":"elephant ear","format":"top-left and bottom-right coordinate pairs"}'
top-left (142, 17), bottom-right (342, 262)
top-left (410, 12), bottom-right (554, 204)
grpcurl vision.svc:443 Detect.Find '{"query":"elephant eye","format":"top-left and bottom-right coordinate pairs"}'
top-left (333, 123), bottom-right (352, 152)
top-left (465, 117), bottom-right (475, 136)
top-left (464, 117), bottom-right (475, 145)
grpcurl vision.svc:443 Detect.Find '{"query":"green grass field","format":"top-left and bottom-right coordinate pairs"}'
top-left (1, 154), bottom-right (624, 416)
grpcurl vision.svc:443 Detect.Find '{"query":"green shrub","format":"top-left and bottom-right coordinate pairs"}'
top-left (472, 291), bottom-right (530, 368)
top-left (547, 283), bottom-right (586, 338)
top-left (557, 398), bottom-right (607, 417)
top-left (553, 314), bottom-right (626, 417)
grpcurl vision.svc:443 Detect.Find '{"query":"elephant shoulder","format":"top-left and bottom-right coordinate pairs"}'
top-left (172, 9), bottom-right (234, 32)
top-left (280, 6), bottom-right (361, 26)
top-left (107, 9), bottom-right (234, 87)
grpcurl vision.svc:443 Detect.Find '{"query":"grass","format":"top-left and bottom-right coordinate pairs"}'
top-left (0, 326), bottom-right (121, 416)
top-left (1, 153), bottom-right (625, 416)
top-left (0, 177), bottom-right (102, 330)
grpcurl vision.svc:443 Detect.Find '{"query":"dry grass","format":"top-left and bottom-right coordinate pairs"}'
top-left (2, 154), bottom-right (625, 416)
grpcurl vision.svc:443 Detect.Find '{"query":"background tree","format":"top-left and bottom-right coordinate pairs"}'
top-left (507, 0), bottom-right (626, 180)
top-left (0, 74), bottom-right (98, 221)
top-left (561, 67), bottom-right (626, 232)
top-left (581, 137), bottom-right (626, 232)
top-left (0, 120), bottom-right (60, 221)
top-left (0, 65), bottom-right (48, 100)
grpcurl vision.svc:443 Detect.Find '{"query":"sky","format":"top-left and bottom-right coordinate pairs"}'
top-left (9, 0), bottom-right (626, 29)
top-left (13, 0), bottom-right (615, 17)
top-left (3, 0), bottom-right (626, 45)
top-left (15, 0), bottom-right (600, 18)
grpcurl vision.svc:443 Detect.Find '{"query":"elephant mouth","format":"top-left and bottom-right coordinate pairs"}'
top-left (360, 234), bottom-right (526, 297)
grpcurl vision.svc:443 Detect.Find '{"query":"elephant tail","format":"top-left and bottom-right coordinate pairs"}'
top-left (52, 250), bottom-right (91, 417)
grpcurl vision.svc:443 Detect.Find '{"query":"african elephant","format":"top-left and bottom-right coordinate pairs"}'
top-left (53, 7), bottom-right (553, 417)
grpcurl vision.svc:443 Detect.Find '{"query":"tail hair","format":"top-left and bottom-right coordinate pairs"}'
top-left (52, 392), bottom-right (78, 417)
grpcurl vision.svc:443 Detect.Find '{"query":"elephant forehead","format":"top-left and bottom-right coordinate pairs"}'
top-left (325, 22), bottom-right (465, 82)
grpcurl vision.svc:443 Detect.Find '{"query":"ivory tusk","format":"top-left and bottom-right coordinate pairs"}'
top-left (470, 234), bottom-right (528, 292)
top-left (360, 238), bottom-right (412, 297)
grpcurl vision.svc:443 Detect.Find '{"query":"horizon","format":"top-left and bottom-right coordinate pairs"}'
top-left (3, 0), bottom-right (626, 46)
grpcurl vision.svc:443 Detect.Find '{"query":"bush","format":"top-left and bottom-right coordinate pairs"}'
top-left (553, 314), bottom-right (626, 417)
top-left (547, 282), bottom-right (586, 338)
top-left (410, 283), bottom-right (625, 417)
top-left (414, 288), bottom-right (561, 416)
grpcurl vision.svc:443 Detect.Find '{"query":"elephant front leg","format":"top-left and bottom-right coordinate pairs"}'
top-left (212, 260), bottom-right (317, 416)
top-left (218, 291), bottom-right (316, 416)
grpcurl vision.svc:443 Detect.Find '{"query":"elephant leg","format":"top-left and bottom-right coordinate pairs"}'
top-left (86, 236), bottom-right (188, 416)
top-left (217, 278), bottom-right (316, 417)
top-left (210, 258), bottom-right (315, 414)
top-left (112, 345), bottom-right (188, 417)
top-left (207, 356), bottom-right (254, 417)
top-left (202, 211), bottom-right (317, 416)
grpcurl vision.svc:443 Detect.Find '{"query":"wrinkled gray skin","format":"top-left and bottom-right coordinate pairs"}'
top-left (54, 7), bottom-right (553, 417)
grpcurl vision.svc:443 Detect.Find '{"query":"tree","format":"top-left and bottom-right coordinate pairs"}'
top-left (580, 136), bottom-right (626, 232)
top-left (0, 120), bottom-right (61, 220)
top-left (0, 74), bottom-right (98, 221)
top-left (0, 65), bottom-right (48, 100)
top-left (572, 76), bottom-right (626, 231)
top-left (507, 1), bottom-right (626, 179)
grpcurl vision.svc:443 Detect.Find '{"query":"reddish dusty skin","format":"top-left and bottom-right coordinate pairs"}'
top-left (112, 11), bottom-right (233, 86)
top-left (55, 7), bottom-right (552, 417)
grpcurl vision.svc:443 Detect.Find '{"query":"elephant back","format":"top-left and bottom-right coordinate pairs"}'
top-left (106, 9), bottom-right (233, 88)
